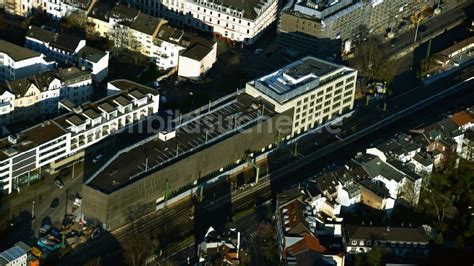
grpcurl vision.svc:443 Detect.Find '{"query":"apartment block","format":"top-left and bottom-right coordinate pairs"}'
top-left (105, 5), bottom-right (217, 76)
top-left (122, 0), bottom-right (278, 44)
top-left (4, 0), bottom-right (95, 19)
top-left (245, 56), bottom-right (357, 135)
top-left (278, 0), bottom-right (419, 56)
top-left (25, 25), bottom-right (109, 82)
top-left (0, 67), bottom-right (93, 125)
top-left (0, 80), bottom-right (159, 195)
top-left (0, 40), bottom-right (56, 82)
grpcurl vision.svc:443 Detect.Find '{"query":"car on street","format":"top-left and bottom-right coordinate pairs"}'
top-left (54, 179), bottom-right (64, 189)
top-left (254, 48), bottom-right (263, 55)
top-left (390, 38), bottom-right (400, 47)
top-left (92, 154), bottom-right (103, 163)
top-left (39, 224), bottom-right (51, 234)
top-left (50, 197), bottom-right (59, 209)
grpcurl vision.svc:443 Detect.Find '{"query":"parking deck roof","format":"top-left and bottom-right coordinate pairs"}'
top-left (87, 93), bottom-right (276, 193)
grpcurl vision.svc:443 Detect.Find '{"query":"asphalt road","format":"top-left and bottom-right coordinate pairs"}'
top-left (2, 162), bottom-right (84, 249)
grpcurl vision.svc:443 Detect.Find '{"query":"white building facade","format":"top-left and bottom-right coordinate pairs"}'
top-left (0, 80), bottom-right (159, 194)
top-left (0, 40), bottom-right (56, 82)
top-left (245, 56), bottom-right (357, 136)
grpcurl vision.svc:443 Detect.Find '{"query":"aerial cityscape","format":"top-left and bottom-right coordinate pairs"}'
top-left (0, 0), bottom-right (472, 265)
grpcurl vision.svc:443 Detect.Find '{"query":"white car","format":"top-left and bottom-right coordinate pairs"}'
top-left (92, 154), bottom-right (103, 163)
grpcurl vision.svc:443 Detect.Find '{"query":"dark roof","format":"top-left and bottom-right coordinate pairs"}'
top-left (110, 4), bottom-right (139, 20)
top-left (211, 0), bottom-right (268, 20)
top-left (113, 96), bottom-right (132, 106)
top-left (181, 43), bottom-right (213, 61)
top-left (26, 25), bottom-right (57, 43)
top-left (76, 46), bottom-right (106, 63)
top-left (98, 102), bottom-right (116, 113)
top-left (67, 115), bottom-right (86, 126)
top-left (58, 67), bottom-right (91, 83)
top-left (83, 109), bottom-right (101, 119)
top-left (386, 159), bottom-right (422, 182)
top-left (33, 71), bottom-right (59, 91)
top-left (86, 93), bottom-right (277, 193)
top-left (130, 13), bottom-right (162, 35)
top-left (346, 224), bottom-right (429, 243)
top-left (6, 78), bottom-right (37, 97)
top-left (360, 179), bottom-right (390, 198)
top-left (413, 153), bottom-right (433, 167)
top-left (362, 157), bottom-right (406, 182)
top-left (315, 173), bottom-right (338, 196)
top-left (51, 34), bottom-right (83, 53)
top-left (63, 0), bottom-right (93, 9)
top-left (89, 2), bottom-right (111, 21)
top-left (0, 40), bottom-right (41, 61)
top-left (0, 121), bottom-right (66, 161)
top-left (109, 79), bottom-right (158, 95)
top-left (129, 89), bottom-right (146, 100)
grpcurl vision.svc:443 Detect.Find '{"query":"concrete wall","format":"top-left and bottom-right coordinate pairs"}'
top-left (82, 110), bottom-right (293, 230)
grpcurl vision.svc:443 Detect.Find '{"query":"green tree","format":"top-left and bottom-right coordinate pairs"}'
top-left (434, 233), bottom-right (444, 245)
top-left (366, 247), bottom-right (383, 266)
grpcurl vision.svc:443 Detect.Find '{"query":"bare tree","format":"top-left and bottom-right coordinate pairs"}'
top-left (123, 203), bottom-right (159, 266)
top-left (398, 181), bottom-right (419, 206)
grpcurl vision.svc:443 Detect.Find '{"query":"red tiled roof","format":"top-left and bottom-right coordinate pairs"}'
top-left (286, 233), bottom-right (326, 256)
top-left (451, 111), bottom-right (474, 127)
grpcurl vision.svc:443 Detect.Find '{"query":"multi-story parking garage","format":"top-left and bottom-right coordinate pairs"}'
top-left (81, 57), bottom-right (357, 230)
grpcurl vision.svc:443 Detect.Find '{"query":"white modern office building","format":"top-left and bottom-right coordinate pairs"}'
top-left (245, 56), bottom-right (357, 135)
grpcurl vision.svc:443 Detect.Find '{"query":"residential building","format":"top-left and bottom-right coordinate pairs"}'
top-left (409, 153), bottom-right (433, 176)
top-left (245, 56), bottom-right (357, 135)
top-left (87, 2), bottom-right (111, 37)
top-left (0, 40), bottom-right (56, 82)
top-left (0, 242), bottom-right (29, 266)
top-left (275, 189), bottom-right (344, 266)
top-left (278, 0), bottom-right (420, 56)
top-left (0, 80), bottom-right (159, 194)
top-left (0, 88), bottom-right (15, 124)
top-left (0, 67), bottom-right (93, 124)
top-left (107, 5), bottom-right (217, 76)
top-left (4, 0), bottom-right (95, 18)
top-left (356, 155), bottom-right (422, 206)
top-left (359, 179), bottom-right (394, 210)
top-left (366, 133), bottom-right (421, 163)
top-left (197, 227), bottom-right (240, 265)
top-left (122, 0), bottom-right (278, 44)
top-left (177, 38), bottom-right (217, 79)
top-left (182, 0), bottom-right (278, 44)
top-left (25, 25), bottom-right (109, 82)
top-left (344, 224), bottom-right (430, 257)
top-left (461, 130), bottom-right (474, 162)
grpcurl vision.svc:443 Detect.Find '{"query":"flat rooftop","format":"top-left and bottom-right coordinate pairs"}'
top-left (86, 93), bottom-right (275, 193)
top-left (0, 121), bottom-right (66, 161)
top-left (252, 56), bottom-right (353, 103)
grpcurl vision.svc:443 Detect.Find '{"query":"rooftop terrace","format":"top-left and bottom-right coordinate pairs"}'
top-left (252, 56), bottom-right (353, 103)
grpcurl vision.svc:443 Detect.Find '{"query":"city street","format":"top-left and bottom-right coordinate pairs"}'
top-left (1, 162), bottom-right (84, 249)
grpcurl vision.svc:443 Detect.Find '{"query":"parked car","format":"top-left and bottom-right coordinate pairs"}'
top-left (39, 224), bottom-right (51, 234)
top-left (54, 179), bottom-right (64, 189)
top-left (92, 154), bottom-right (103, 163)
top-left (73, 196), bottom-right (82, 207)
top-left (50, 197), bottom-right (59, 209)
